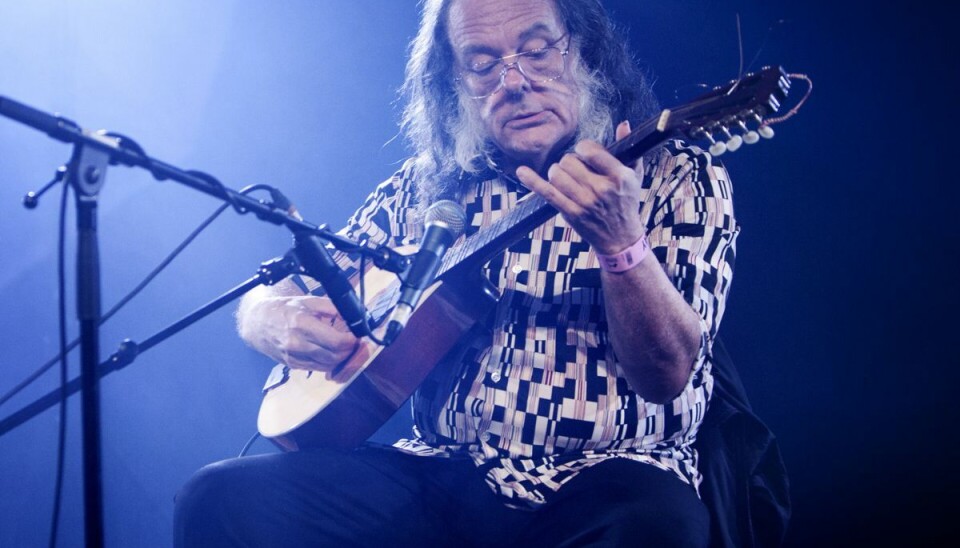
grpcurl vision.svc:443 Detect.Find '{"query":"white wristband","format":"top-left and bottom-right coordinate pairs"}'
top-left (597, 234), bottom-right (650, 273)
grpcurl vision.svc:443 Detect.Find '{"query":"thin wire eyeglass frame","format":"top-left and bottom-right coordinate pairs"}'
top-left (456, 37), bottom-right (570, 100)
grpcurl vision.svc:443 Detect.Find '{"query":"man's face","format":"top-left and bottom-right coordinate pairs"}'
top-left (447, 0), bottom-right (580, 173)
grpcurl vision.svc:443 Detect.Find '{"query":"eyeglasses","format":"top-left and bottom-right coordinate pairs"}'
top-left (456, 37), bottom-right (569, 99)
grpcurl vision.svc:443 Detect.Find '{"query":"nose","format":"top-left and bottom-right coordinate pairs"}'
top-left (499, 62), bottom-right (529, 93)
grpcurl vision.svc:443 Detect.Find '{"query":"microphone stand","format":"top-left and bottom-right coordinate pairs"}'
top-left (0, 95), bottom-right (404, 258)
top-left (70, 131), bottom-right (111, 548)
top-left (0, 253), bottom-right (299, 440)
top-left (0, 95), bottom-right (407, 547)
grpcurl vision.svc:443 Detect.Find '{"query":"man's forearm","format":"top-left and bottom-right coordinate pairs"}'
top-left (602, 255), bottom-right (703, 404)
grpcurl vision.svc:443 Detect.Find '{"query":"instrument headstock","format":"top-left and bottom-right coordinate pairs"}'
top-left (610, 66), bottom-right (791, 163)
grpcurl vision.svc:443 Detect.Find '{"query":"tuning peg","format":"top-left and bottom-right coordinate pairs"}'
top-left (707, 133), bottom-right (727, 156)
top-left (751, 113), bottom-right (775, 139)
top-left (737, 120), bottom-right (760, 144)
top-left (720, 126), bottom-right (743, 152)
top-left (695, 129), bottom-right (726, 156)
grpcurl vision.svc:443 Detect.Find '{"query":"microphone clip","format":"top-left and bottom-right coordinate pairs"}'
top-left (371, 246), bottom-right (413, 274)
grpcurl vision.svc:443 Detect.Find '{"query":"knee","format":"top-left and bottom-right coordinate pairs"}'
top-left (552, 461), bottom-right (711, 547)
top-left (177, 460), bottom-right (241, 512)
top-left (173, 459), bottom-right (259, 547)
top-left (603, 497), bottom-right (710, 548)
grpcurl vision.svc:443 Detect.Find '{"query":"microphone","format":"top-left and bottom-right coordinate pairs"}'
top-left (266, 185), bottom-right (372, 337)
top-left (384, 200), bottom-right (466, 345)
top-left (269, 187), bottom-right (367, 333)
top-left (293, 232), bottom-right (372, 338)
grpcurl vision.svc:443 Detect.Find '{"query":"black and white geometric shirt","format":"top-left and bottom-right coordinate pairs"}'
top-left (337, 141), bottom-right (738, 508)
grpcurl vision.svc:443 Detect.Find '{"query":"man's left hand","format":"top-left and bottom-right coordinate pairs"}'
top-left (515, 121), bottom-right (643, 255)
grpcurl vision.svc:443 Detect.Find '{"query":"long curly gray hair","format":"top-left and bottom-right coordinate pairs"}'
top-left (400, 0), bottom-right (660, 210)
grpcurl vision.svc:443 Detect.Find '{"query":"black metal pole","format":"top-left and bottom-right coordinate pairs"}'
top-left (71, 141), bottom-right (110, 548)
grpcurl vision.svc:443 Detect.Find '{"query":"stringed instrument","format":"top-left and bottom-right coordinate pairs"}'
top-left (258, 66), bottom-right (792, 451)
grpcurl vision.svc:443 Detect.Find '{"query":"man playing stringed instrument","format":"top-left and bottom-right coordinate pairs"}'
top-left (175, 0), bottom-right (737, 545)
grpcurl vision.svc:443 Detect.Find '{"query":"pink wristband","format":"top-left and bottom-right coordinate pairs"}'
top-left (597, 234), bottom-right (650, 273)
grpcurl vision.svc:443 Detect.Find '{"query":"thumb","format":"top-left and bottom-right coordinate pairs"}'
top-left (615, 120), bottom-right (631, 141)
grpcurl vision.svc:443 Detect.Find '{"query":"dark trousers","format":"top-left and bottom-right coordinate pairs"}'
top-left (174, 445), bottom-right (709, 547)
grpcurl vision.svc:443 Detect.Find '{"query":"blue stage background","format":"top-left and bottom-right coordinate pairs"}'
top-left (1, 1), bottom-right (955, 545)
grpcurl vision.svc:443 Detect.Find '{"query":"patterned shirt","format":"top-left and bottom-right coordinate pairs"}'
top-left (337, 141), bottom-right (738, 508)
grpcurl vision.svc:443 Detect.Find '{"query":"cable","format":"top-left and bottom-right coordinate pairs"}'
top-left (356, 251), bottom-right (388, 347)
top-left (238, 432), bottom-right (261, 457)
top-left (48, 167), bottom-right (71, 548)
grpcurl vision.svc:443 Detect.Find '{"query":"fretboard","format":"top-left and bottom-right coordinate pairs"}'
top-left (437, 192), bottom-right (554, 278)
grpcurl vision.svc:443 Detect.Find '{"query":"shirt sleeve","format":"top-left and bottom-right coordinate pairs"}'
top-left (642, 142), bottom-right (739, 342)
top-left (290, 160), bottom-right (421, 298)
top-left (331, 159), bottom-right (422, 277)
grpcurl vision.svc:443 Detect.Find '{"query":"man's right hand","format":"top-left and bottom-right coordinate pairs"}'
top-left (238, 288), bottom-right (360, 373)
